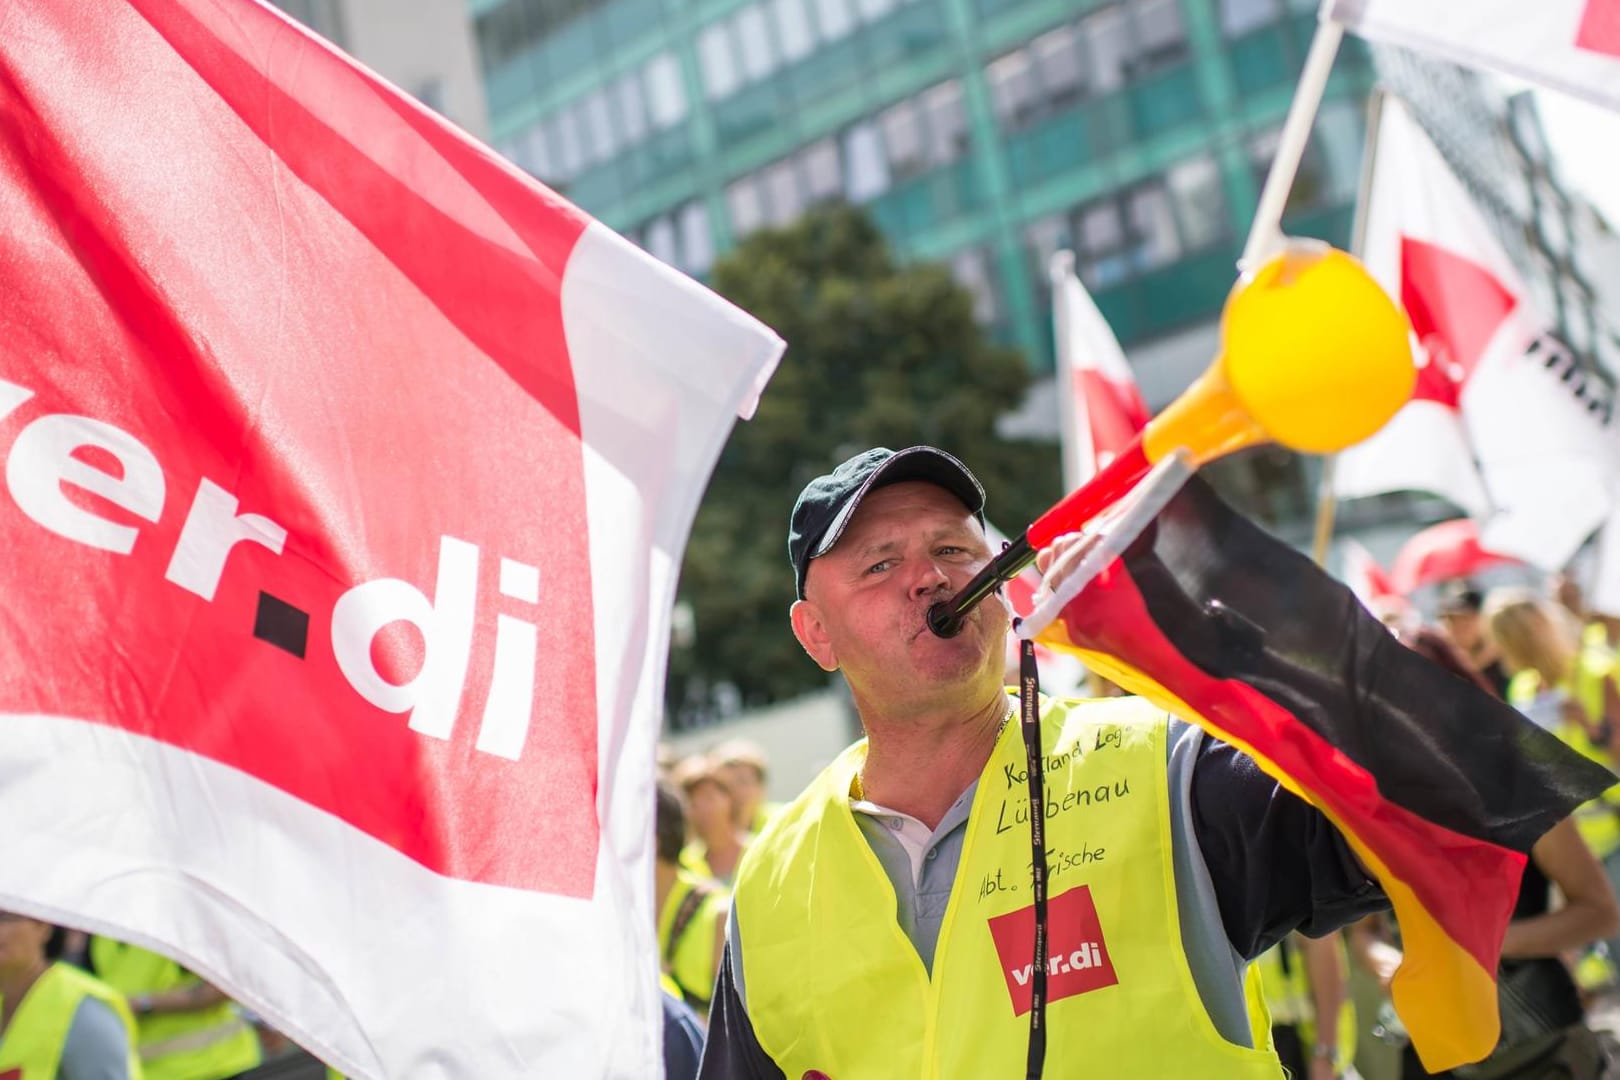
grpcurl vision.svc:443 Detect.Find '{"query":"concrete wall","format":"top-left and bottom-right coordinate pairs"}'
top-left (273, 0), bottom-right (490, 140)
top-left (665, 688), bottom-right (862, 805)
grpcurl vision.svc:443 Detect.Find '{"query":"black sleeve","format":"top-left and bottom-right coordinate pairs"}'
top-left (696, 943), bottom-right (786, 1080)
top-left (661, 993), bottom-right (706, 1080)
top-left (1190, 733), bottom-right (1390, 960)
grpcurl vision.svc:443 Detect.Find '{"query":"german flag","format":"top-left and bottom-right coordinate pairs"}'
top-left (1036, 476), bottom-right (1614, 1072)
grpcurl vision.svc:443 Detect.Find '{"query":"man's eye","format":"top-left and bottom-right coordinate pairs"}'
top-left (865, 560), bottom-right (892, 575)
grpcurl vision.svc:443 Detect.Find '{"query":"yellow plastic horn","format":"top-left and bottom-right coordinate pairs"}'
top-left (932, 239), bottom-right (1418, 636)
top-left (1142, 239), bottom-right (1416, 468)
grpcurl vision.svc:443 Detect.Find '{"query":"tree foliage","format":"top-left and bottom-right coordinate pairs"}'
top-left (666, 204), bottom-right (1061, 727)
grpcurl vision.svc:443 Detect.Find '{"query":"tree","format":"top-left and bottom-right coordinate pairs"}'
top-left (666, 204), bottom-right (1061, 727)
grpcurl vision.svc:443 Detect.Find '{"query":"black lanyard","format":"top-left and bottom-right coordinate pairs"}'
top-left (1017, 629), bottom-right (1048, 1080)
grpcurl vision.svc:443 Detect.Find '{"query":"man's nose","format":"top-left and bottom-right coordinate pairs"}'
top-left (909, 559), bottom-right (951, 600)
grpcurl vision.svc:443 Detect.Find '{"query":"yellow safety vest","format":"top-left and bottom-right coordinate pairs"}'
top-left (1509, 668), bottom-right (1620, 857)
top-left (88, 939), bottom-right (261, 1080)
top-left (732, 697), bottom-right (1281, 1079)
top-left (658, 871), bottom-right (728, 1011)
top-left (750, 802), bottom-right (782, 834)
top-left (1253, 936), bottom-right (1357, 1074)
top-left (0, 961), bottom-right (143, 1080)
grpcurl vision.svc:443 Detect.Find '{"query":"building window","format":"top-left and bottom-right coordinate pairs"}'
top-left (1078, 200), bottom-right (1131, 286)
top-left (878, 98), bottom-right (927, 180)
top-left (801, 138), bottom-right (843, 201)
top-left (553, 108), bottom-right (584, 179)
top-left (1024, 213), bottom-right (1073, 283)
top-left (921, 80), bottom-right (968, 165)
top-left (734, 5), bottom-right (778, 81)
top-left (679, 202), bottom-right (715, 273)
top-left (1218, 0), bottom-right (1282, 36)
top-left (1031, 23), bottom-right (1086, 107)
top-left (1126, 186), bottom-right (1181, 269)
top-left (646, 215), bottom-right (678, 265)
top-left (616, 72), bottom-right (649, 143)
top-left (1136, 0), bottom-right (1189, 65)
top-left (1083, 7), bottom-right (1131, 92)
top-left (579, 89), bottom-right (618, 165)
top-left (987, 48), bottom-right (1039, 128)
top-left (509, 121), bottom-right (555, 180)
top-left (762, 159), bottom-right (804, 226)
top-left (843, 121), bottom-right (891, 201)
top-left (814, 0), bottom-right (857, 41)
top-left (644, 52), bottom-right (688, 128)
top-left (1313, 99), bottom-right (1364, 205)
top-left (949, 248), bottom-right (999, 323)
top-left (699, 24), bottom-right (742, 100)
top-left (1166, 155), bottom-right (1227, 249)
top-left (773, 0), bottom-right (817, 60)
top-left (728, 175), bottom-right (768, 236)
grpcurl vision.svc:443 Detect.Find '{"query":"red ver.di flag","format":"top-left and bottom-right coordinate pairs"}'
top-left (0, 1), bottom-right (783, 1077)
top-left (1324, 0), bottom-right (1620, 113)
top-left (1333, 96), bottom-right (1617, 571)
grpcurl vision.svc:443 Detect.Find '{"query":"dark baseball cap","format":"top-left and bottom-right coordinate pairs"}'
top-left (1437, 580), bottom-right (1485, 616)
top-left (788, 446), bottom-right (985, 599)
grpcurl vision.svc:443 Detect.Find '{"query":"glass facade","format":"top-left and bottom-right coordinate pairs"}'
top-left (476, 0), bottom-right (1375, 369)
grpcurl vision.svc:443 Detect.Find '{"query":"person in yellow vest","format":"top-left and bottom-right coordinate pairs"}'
top-left (1255, 933), bottom-right (1358, 1079)
top-left (0, 912), bottom-right (141, 1080)
top-left (85, 939), bottom-right (259, 1080)
top-left (1489, 590), bottom-right (1620, 968)
top-left (711, 740), bottom-right (782, 835)
top-left (698, 447), bottom-right (1394, 1078)
top-left (674, 757), bottom-right (752, 886)
top-left (657, 778), bottom-right (730, 1014)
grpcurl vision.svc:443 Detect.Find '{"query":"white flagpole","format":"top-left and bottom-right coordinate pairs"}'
top-left (1050, 250), bottom-right (1095, 494)
top-left (1311, 88), bottom-right (1388, 567)
top-left (1241, 18), bottom-right (1347, 270)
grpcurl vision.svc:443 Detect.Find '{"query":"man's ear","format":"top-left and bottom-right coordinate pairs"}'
top-left (790, 599), bottom-right (838, 672)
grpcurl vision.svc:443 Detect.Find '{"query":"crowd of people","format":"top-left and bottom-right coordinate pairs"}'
top-left (0, 922), bottom-right (291, 1080)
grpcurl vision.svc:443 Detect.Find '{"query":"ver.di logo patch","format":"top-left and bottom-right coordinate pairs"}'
top-left (987, 884), bottom-right (1118, 1016)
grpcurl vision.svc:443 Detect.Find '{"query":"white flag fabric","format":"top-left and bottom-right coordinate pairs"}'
top-left (1333, 97), bottom-right (1618, 571)
top-left (1050, 251), bottom-right (1150, 491)
top-left (1592, 517), bottom-right (1620, 616)
top-left (985, 521), bottom-right (1088, 697)
top-left (1339, 538), bottom-right (1398, 608)
top-left (0, 2), bottom-right (783, 1077)
top-left (1324, 0), bottom-right (1620, 114)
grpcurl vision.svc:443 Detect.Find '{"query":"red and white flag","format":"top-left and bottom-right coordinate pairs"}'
top-left (1333, 96), bottom-right (1618, 571)
top-left (0, 2), bottom-right (782, 1077)
top-left (1324, 0), bottom-right (1620, 114)
top-left (1339, 538), bottom-right (1399, 608)
top-left (1050, 251), bottom-right (1150, 491)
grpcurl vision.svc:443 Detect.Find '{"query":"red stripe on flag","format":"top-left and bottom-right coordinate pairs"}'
top-left (1047, 561), bottom-right (1523, 977)
top-left (1578, 0), bottom-right (1620, 57)
top-left (1400, 237), bottom-right (1517, 410)
top-left (0, 0), bottom-right (600, 895)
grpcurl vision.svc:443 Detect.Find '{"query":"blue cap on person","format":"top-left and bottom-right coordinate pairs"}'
top-left (787, 446), bottom-right (985, 600)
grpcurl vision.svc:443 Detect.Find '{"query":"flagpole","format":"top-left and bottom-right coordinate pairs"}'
top-left (1050, 251), bottom-right (1092, 495)
top-left (1241, 19), bottom-right (1346, 270)
top-left (1310, 88), bottom-right (1388, 566)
